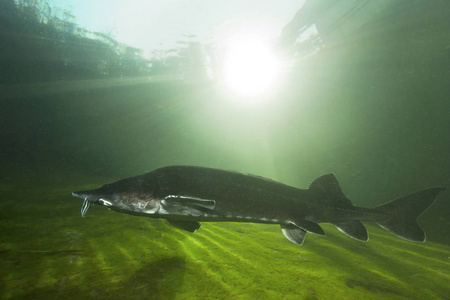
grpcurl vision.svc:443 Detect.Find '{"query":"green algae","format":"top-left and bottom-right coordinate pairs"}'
top-left (0, 183), bottom-right (449, 300)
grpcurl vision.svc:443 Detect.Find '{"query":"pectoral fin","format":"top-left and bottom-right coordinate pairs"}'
top-left (164, 195), bottom-right (215, 210)
top-left (162, 195), bottom-right (216, 217)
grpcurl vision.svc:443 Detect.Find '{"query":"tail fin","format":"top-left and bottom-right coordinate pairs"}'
top-left (376, 187), bottom-right (445, 242)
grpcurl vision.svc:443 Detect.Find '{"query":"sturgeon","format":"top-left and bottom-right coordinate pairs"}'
top-left (72, 166), bottom-right (445, 245)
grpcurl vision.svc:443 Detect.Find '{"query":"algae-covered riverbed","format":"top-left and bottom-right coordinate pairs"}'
top-left (0, 179), bottom-right (448, 300)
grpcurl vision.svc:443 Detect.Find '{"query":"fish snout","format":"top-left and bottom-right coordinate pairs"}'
top-left (72, 191), bottom-right (99, 203)
top-left (72, 190), bottom-right (101, 217)
top-left (72, 191), bottom-right (83, 199)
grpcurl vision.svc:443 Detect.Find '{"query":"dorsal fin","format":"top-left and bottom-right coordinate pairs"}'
top-left (308, 174), bottom-right (353, 208)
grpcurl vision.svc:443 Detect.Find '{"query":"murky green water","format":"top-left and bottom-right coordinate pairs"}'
top-left (1, 1), bottom-right (449, 299)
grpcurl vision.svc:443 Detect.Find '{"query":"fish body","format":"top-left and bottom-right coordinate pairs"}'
top-left (72, 166), bottom-right (445, 245)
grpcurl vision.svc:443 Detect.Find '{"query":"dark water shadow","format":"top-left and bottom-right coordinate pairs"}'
top-left (10, 256), bottom-right (186, 300)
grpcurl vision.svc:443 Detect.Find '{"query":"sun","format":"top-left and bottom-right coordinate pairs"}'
top-left (222, 37), bottom-right (282, 99)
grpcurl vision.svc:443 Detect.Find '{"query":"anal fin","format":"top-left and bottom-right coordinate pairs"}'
top-left (281, 224), bottom-right (307, 245)
top-left (332, 221), bottom-right (368, 241)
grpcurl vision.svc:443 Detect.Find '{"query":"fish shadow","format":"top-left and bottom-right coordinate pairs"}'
top-left (10, 256), bottom-right (186, 300)
top-left (112, 256), bottom-right (186, 299)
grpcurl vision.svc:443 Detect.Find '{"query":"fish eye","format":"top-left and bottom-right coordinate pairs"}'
top-left (99, 198), bottom-right (113, 207)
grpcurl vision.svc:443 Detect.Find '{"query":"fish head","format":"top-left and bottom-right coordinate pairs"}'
top-left (72, 175), bottom-right (161, 217)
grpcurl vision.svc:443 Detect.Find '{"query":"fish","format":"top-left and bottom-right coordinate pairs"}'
top-left (71, 165), bottom-right (445, 246)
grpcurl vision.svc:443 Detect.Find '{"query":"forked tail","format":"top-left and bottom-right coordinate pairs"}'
top-left (376, 187), bottom-right (445, 242)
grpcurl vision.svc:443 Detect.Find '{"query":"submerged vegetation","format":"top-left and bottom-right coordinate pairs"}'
top-left (0, 0), bottom-right (209, 84)
top-left (0, 0), bottom-right (144, 83)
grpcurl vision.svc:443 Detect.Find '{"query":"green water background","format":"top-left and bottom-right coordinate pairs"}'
top-left (0, 1), bottom-right (449, 299)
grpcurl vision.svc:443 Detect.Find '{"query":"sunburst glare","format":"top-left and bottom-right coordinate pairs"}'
top-left (222, 36), bottom-right (282, 99)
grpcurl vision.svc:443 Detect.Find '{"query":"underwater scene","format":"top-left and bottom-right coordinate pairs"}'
top-left (0, 0), bottom-right (449, 299)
